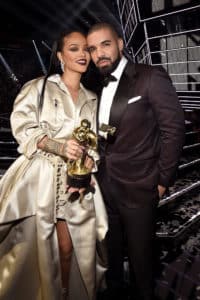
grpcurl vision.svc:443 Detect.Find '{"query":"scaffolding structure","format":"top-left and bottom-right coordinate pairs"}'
top-left (116, 0), bottom-right (200, 109)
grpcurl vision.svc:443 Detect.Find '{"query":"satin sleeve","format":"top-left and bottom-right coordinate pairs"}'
top-left (11, 80), bottom-right (52, 158)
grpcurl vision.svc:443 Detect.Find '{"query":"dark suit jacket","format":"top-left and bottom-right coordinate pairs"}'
top-left (98, 61), bottom-right (185, 206)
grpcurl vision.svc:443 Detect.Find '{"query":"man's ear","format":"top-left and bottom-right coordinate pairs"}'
top-left (118, 38), bottom-right (124, 53)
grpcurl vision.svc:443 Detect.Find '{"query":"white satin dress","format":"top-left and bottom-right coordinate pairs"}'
top-left (0, 74), bottom-right (108, 300)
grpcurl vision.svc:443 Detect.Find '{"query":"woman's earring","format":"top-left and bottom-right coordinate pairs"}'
top-left (60, 61), bottom-right (65, 72)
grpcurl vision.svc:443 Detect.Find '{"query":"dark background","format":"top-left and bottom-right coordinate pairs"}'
top-left (0, 0), bottom-right (120, 118)
top-left (0, 2), bottom-right (200, 299)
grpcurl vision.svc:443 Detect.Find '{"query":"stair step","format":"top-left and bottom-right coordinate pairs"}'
top-left (178, 158), bottom-right (200, 171)
top-left (0, 156), bottom-right (17, 169)
top-left (156, 191), bottom-right (200, 247)
top-left (183, 142), bottom-right (200, 150)
top-left (159, 181), bottom-right (200, 208)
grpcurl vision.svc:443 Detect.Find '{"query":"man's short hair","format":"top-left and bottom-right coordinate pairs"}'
top-left (87, 22), bottom-right (122, 39)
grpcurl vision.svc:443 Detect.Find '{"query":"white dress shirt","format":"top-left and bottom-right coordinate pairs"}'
top-left (99, 56), bottom-right (128, 137)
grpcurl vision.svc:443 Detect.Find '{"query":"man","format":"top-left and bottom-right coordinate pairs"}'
top-left (87, 23), bottom-right (185, 300)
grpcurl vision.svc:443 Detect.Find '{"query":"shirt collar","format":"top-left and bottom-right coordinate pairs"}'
top-left (111, 56), bottom-right (128, 80)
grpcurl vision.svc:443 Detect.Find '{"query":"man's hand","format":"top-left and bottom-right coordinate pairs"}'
top-left (158, 185), bottom-right (166, 198)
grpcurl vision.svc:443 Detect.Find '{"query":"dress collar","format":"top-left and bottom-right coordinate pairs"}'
top-left (47, 74), bottom-right (96, 102)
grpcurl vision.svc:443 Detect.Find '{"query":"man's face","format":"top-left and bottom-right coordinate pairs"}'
top-left (87, 27), bottom-right (123, 75)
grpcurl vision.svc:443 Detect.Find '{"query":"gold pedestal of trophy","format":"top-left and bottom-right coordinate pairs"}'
top-left (67, 119), bottom-right (97, 188)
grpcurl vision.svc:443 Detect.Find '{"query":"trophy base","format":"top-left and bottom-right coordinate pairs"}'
top-left (67, 173), bottom-right (91, 188)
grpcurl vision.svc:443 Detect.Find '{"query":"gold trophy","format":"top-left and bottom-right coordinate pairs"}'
top-left (67, 119), bottom-right (97, 188)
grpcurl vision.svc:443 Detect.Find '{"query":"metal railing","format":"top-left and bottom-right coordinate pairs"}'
top-left (116, 0), bottom-right (200, 103)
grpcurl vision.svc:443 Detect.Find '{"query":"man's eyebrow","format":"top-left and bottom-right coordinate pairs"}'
top-left (68, 43), bottom-right (78, 46)
top-left (101, 39), bottom-right (111, 44)
top-left (87, 39), bottom-right (112, 49)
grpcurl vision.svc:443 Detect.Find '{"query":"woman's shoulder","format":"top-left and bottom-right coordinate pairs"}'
top-left (20, 74), bottom-right (60, 93)
top-left (20, 76), bottom-right (45, 92)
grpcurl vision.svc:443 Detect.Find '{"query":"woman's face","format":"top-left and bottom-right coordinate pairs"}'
top-left (57, 32), bottom-right (90, 74)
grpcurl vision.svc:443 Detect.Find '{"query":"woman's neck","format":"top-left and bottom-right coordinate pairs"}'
top-left (61, 71), bottom-right (81, 92)
top-left (61, 71), bottom-right (81, 102)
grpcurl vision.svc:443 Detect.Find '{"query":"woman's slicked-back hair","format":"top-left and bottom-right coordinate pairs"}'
top-left (56, 28), bottom-right (86, 52)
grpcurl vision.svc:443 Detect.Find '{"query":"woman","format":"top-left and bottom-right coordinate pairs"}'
top-left (0, 29), bottom-right (107, 300)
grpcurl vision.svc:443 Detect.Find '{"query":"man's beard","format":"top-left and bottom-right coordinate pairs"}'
top-left (97, 54), bottom-right (121, 76)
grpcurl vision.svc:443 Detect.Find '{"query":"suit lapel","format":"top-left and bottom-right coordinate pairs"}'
top-left (96, 89), bottom-right (102, 132)
top-left (109, 62), bottom-right (137, 132)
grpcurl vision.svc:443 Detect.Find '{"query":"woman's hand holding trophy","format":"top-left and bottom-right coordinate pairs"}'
top-left (66, 119), bottom-right (98, 192)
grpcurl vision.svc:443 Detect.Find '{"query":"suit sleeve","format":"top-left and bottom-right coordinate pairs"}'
top-left (148, 66), bottom-right (185, 187)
